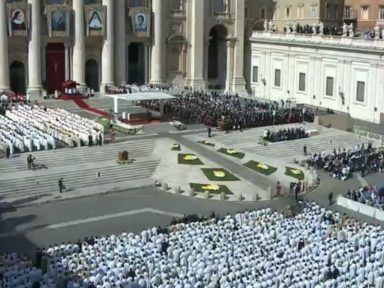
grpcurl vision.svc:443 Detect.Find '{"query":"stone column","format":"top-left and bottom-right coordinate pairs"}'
top-left (72, 0), bottom-right (86, 92)
top-left (65, 43), bottom-right (70, 80)
top-left (100, 0), bottom-right (114, 92)
top-left (182, 43), bottom-right (187, 77)
top-left (150, 0), bottom-right (165, 84)
top-left (27, 0), bottom-right (42, 97)
top-left (144, 43), bottom-right (150, 83)
top-left (0, 0), bottom-right (10, 90)
top-left (114, 0), bottom-right (126, 85)
top-left (225, 39), bottom-right (235, 92)
top-left (232, 0), bottom-right (246, 94)
top-left (190, 0), bottom-right (205, 90)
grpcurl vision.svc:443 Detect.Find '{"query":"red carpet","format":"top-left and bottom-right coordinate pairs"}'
top-left (61, 94), bottom-right (89, 100)
top-left (72, 99), bottom-right (110, 117)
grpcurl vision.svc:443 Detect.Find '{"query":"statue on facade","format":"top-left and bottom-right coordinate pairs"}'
top-left (286, 25), bottom-right (291, 34)
top-left (268, 20), bottom-right (274, 32)
top-left (342, 23), bottom-right (348, 37)
top-left (381, 28), bottom-right (384, 39)
top-left (292, 23), bottom-right (297, 33)
top-left (263, 19), bottom-right (268, 32)
top-left (319, 22), bottom-right (324, 35)
top-left (348, 23), bottom-right (354, 38)
top-left (374, 25), bottom-right (380, 39)
top-left (312, 24), bottom-right (317, 35)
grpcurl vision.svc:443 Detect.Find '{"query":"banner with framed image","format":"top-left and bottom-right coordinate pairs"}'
top-left (84, 5), bottom-right (106, 37)
top-left (130, 7), bottom-right (151, 38)
top-left (47, 5), bottom-right (70, 37)
top-left (7, 2), bottom-right (30, 37)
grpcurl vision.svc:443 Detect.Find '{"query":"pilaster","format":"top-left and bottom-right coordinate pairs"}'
top-left (72, 0), bottom-right (86, 92)
top-left (0, 1), bottom-right (10, 90)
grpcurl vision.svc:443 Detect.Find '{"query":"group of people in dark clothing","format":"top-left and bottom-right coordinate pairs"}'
top-left (143, 92), bottom-right (315, 131)
top-left (264, 127), bottom-right (309, 143)
top-left (307, 143), bottom-right (384, 180)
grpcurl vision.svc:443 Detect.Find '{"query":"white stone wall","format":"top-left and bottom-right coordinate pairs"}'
top-left (250, 32), bottom-right (384, 124)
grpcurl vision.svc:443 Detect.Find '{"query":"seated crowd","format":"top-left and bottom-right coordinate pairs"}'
top-left (263, 127), bottom-right (309, 143)
top-left (345, 184), bottom-right (384, 210)
top-left (105, 84), bottom-right (172, 95)
top-left (2, 202), bottom-right (384, 287)
top-left (0, 104), bottom-right (104, 155)
top-left (144, 92), bottom-right (314, 130)
top-left (308, 143), bottom-right (384, 181)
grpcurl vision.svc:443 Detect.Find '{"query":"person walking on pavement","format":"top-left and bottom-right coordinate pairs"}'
top-left (208, 127), bottom-right (212, 138)
top-left (328, 191), bottom-right (333, 206)
top-left (303, 145), bottom-right (307, 156)
top-left (58, 178), bottom-right (65, 193)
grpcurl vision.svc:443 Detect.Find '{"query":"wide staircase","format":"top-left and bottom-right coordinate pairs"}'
top-left (0, 139), bottom-right (158, 201)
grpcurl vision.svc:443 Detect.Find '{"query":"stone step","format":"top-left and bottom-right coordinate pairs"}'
top-left (0, 160), bottom-right (159, 197)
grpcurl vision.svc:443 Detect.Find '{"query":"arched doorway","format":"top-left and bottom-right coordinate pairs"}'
top-left (10, 61), bottom-right (26, 94)
top-left (128, 43), bottom-right (145, 84)
top-left (85, 59), bottom-right (99, 91)
top-left (46, 43), bottom-right (65, 94)
top-left (208, 25), bottom-right (228, 89)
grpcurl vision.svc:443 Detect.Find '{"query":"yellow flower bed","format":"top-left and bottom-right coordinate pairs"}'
top-left (213, 170), bottom-right (226, 178)
top-left (256, 162), bottom-right (269, 170)
top-left (201, 184), bottom-right (220, 191)
top-left (172, 144), bottom-right (180, 148)
top-left (183, 154), bottom-right (197, 161)
top-left (226, 149), bottom-right (237, 155)
top-left (291, 169), bottom-right (301, 175)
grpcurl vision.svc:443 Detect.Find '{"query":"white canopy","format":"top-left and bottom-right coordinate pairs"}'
top-left (106, 92), bottom-right (175, 114)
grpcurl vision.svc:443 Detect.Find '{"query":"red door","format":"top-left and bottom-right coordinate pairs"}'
top-left (46, 43), bottom-right (65, 94)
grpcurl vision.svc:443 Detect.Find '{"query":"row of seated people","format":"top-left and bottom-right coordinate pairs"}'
top-left (2, 202), bottom-right (384, 287)
top-left (0, 114), bottom-right (56, 156)
top-left (345, 184), bottom-right (384, 211)
top-left (307, 144), bottom-right (384, 180)
top-left (105, 84), bottom-right (172, 94)
top-left (263, 127), bottom-right (309, 143)
top-left (3, 104), bottom-right (104, 150)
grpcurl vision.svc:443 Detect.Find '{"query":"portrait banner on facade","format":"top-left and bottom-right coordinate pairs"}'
top-left (47, 5), bottom-right (70, 37)
top-left (130, 7), bottom-right (151, 38)
top-left (84, 5), bottom-right (106, 37)
top-left (7, 2), bottom-right (30, 37)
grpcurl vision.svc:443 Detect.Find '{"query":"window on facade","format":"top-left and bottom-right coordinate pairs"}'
top-left (356, 81), bottom-right (365, 102)
top-left (344, 6), bottom-right (352, 18)
top-left (310, 6), bottom-right (317, 18)
top-left (286, 7), bottom-right (290, 18)
top-left (252, 66), bottom-right (258, 83)
top-left (274, 7), bottom-right (280, 19)
top-left (46, 0), bottom-right (64, 4)
top-left (379, 6), bottom-right (384, 19)
top-left (361, 6), bottom-right (369, 20)
top-left (213, 0), bottom-right (226, 13)
top-left (325, 3), bottom-right (331, 19)
top-left (334, 5), bottom-right (339, 18)
top-left (260, 8), bottom-right (265, 19)
top-left (85, 0), bottom-right (101, 4)
top-left (128, 0), bottom-right (147, 7)
top-left (274, 69), bottom-right (281, 87)
top-left (325, 77), bottom-right (334, 97)
top-left (299, 73), bottom-right (306, 92)
top-left (170, 0), bottom-right (184, 10)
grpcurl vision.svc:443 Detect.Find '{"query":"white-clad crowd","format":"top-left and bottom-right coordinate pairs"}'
top-left (0, 114), bottom-right (56, 155)
top-left (0, 104), bottom-right (104, 154)
top-left (2, 202), bottom-right (384, 288)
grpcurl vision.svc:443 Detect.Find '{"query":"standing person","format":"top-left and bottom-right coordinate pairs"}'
top-left (5, 145), bottom-right (10, 159)
top-left (295, 181), bottom-right (301, 201)
top-left (58, 178), bottom-right (64, 193)
top-left (110, 128), bottom-right (116, 143)
top-left (207, 126), bottom-right (212, 138)
top-left (88, 134), bottom-right (93, 147)
top-left (328, 191), bottom-right (333, 206)
top-left (27, 154), bottom-right (32, 169)
top-left (303, 145), bottom-right (307, 156)
top-left (98, 131), bottom-right (103, 146)
top-left (276, 181), bottom-right (281, 196)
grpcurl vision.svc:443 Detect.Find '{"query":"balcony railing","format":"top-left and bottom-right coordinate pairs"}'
top-left (170, 9), bottom-right (186, 18)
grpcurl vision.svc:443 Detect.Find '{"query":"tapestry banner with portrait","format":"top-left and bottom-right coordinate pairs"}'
top-left (84, 5), bottom-right (106, 37)
top-left (130, 7), bottom-right (151, 38)
top-left (47, 5), bottom-right (70, 37)
top-left (7, 2), bottom-right (30, 37)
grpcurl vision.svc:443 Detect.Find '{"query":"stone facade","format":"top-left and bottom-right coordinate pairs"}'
top-left (250, 32), bottom-right (384, 124)
top-left (343, 0), bottom-right (384, 31)
top-left (3, 0), bottom-right (273, 97)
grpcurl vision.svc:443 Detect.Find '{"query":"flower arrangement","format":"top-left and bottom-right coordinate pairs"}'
top-left (183, 154), bottom-right (197, 161)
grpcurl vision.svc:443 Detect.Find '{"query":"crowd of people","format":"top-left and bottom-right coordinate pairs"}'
top-left (2, 202), bottom-right (384, 287)
top-left (345, 184), bottom-right (384, 211)
top-left (144, 92), bottom-right (314, 130)
top-left (263, 127), bottom-right (309, 143)
top-left (307, 143), bottom-right (384, 181)
top-left (105, 84), bottom-right (172, 95)
top-left (0, 103), bottom-right (104, 156)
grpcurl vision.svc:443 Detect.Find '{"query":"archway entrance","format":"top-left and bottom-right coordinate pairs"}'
top-left (45, 43), bottom-right (65, 94)
top-left (10, 61), bottom-right (26, 94)
top-left (208, 25), bottom-right (228, 89)
top-left (85, 59), bottom-right (99, 91)
top-left (128, 42), bottom-right (145, 84)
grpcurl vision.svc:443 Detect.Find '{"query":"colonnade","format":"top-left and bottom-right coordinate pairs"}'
top-left (0, 0), bottom-right (247, 97)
